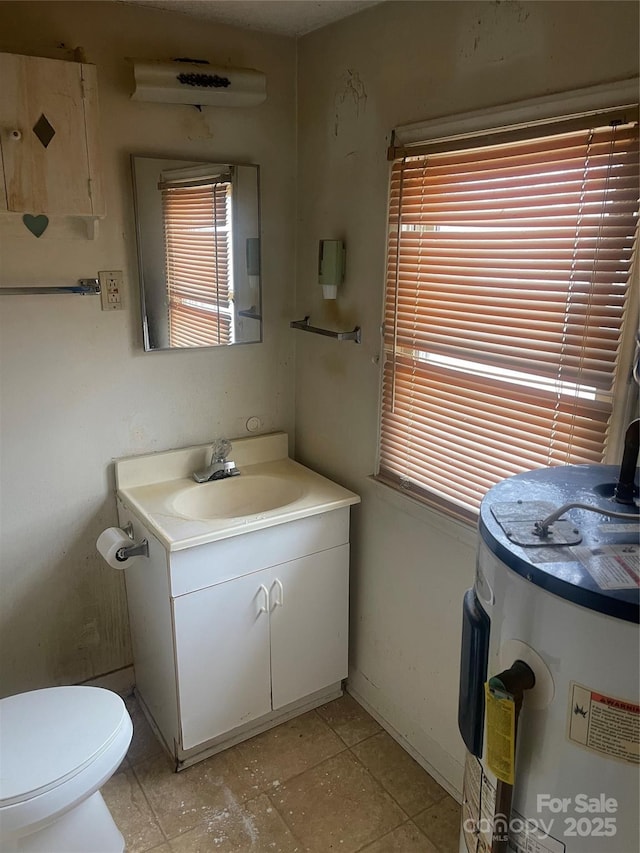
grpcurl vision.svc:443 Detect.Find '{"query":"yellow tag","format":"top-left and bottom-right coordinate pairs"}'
top-left (485, 683), bottom-right (516, 784)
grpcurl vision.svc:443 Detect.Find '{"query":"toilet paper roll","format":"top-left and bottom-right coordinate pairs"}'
top-left (97, 527), bottom-right (138, 570)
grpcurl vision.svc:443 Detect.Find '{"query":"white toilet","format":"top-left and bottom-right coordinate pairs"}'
top-left (0, 685), bottom-right (133, 852)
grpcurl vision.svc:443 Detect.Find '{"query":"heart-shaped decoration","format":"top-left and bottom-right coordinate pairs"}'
top-left (22, 214), bottom-right (49, 238)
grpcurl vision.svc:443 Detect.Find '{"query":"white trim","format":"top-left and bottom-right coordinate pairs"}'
top-left (365, 475), bottom-right (477, 550)
top-left (393, 78), bottom-right (639, 147)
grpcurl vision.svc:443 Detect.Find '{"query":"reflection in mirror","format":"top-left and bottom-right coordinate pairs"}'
top-left (131, 156), bottom-right (261, 351)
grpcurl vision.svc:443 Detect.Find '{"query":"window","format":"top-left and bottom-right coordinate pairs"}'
top-left (161, 177), bottom-right (233, 347)
top-left (378, 100), bottom-right (639, 522)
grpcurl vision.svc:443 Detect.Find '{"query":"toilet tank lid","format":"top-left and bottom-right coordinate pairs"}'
top-left (0, 686), bottom-right (130, 805)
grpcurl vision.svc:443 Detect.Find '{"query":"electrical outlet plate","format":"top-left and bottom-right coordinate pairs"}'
top-left (98, 270), bottom-right (124, 311)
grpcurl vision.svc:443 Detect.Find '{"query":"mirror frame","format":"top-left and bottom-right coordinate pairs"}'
top-left (131, 155), bottom-right (262, 352)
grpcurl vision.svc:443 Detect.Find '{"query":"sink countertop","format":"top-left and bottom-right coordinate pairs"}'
top-left (115, 435), bottom-right (360, 552)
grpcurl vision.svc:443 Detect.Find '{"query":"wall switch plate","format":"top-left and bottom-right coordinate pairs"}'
top-left (98, 270), bottom-right (124, 311)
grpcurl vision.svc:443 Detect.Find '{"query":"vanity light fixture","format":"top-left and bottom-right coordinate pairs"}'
top-left (131, 59), bottom-right (266, 107)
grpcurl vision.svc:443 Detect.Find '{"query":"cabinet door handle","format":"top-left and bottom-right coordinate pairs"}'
top-left (258, 584), bottom-right (269, 614)
top-left (271, 578), bottom-right (284, 609)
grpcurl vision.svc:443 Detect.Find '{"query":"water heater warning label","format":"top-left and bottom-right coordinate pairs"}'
top-left (485, 684), bottom-right (516, 784)
top-left (573, 544), bottom-right (639, 589)
top-left (568, 682), bottom-right (640, 765)
top-left (461, 753), bottom-right (496, 853)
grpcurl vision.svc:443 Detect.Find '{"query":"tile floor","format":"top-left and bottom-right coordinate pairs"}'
top-left (103, 693), bottom-right (461, 853)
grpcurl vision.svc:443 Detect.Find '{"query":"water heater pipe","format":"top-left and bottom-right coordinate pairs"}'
top-left (485, 660), bottom-right (535, 853)
top-left (534, 502), bottom-right (638, 538)
top-left (614, 418), bottom-right (639, 504)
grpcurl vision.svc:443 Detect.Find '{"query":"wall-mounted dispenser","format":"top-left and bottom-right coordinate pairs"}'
top-left (131, 59), bottom-right (267, 107)
top-left (318, 240), bottom-right (345, 300)
top-left (244, 237), bottom-right (261, 314)
top-left (246, 238), bottom-right (260, 278)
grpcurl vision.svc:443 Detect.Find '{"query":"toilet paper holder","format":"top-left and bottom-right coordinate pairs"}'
top-left (118, 523), bottom-right (149, 562)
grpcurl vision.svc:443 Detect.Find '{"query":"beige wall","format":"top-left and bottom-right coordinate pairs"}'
top-left (294, 0), bottom-right (639, 794)
top-left (0, 1), bottom-right (296, 695)
top-left (1, 0), bottom-right (638, 800)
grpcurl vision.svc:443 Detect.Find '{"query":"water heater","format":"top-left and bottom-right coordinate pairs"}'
top-left (458, 463), bottom-right (639, 852)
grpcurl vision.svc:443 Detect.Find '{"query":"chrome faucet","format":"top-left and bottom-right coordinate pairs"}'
top-left (193, 438), bottom-right (240, 483)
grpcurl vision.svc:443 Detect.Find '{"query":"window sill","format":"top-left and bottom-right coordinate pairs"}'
top-left (366, 474), bottom-right (478, 550)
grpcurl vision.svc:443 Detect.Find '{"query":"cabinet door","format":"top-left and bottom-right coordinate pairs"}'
top-left (173, 570), bottom-right (272, 750)
top-left (270, 545), bottom-right (349, 710)
top-left (0, 52), bottom-right (103, 215)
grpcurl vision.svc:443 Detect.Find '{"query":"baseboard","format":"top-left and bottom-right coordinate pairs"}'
top-left (78, 663), bottom-right (464, 801)
top-left (80, 665), bottom-right (135, 697)
top-left (347, 669), bottom-right (463, 802)
top-left (175, 682), bottom-right (343, 770)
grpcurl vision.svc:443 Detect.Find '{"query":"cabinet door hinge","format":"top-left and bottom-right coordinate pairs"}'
top-left (79, 66), bottom-right (88, 101)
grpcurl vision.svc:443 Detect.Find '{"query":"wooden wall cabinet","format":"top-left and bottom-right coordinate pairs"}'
top-left (0, 52), bottom-right (104, 219)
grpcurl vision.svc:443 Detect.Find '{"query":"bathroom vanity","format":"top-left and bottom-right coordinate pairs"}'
top-left (115, 433), bottom-right (360, 769)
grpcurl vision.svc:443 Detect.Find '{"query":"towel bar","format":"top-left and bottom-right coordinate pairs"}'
top-left (290, 316), bottom-right (361, 343)
top-left (0, 279), bottom-right (100, 295)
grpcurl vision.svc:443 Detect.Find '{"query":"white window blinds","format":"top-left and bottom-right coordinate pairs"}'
top-left (379, 115), bottom-right (639, 522)
top-left (162, 181), bottom-right (233, 347)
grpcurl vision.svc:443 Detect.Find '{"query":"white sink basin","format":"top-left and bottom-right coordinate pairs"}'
top-left (116, 433), bottom-right (360, 550)
top-left (171, 475), bottom-right (306, 520)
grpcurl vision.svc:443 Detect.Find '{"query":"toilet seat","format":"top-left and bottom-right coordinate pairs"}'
top-left (0, 686), bottom-right (132, 840)
top-left (1, 686), bottom-right (130, 806)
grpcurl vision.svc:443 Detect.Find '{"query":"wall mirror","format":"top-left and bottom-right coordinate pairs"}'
top-left (131, 156), bottom-right (261, 351)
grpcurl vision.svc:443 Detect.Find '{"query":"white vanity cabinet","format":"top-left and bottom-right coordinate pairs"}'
top-left (175, 544), bottom-right (349, 750)
top-left (118, 502), bottom-right (352, 768)
top-left (114, 432), bottom-right (360, 769)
